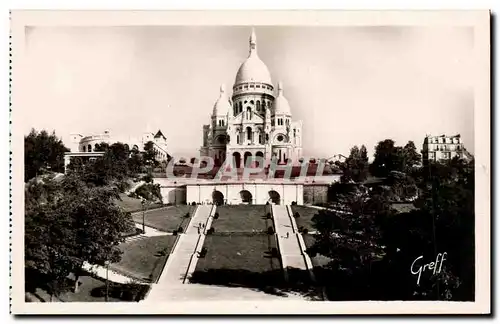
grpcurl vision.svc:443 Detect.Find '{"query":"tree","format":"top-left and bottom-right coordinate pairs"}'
top-left (402, 141), bottom-right (421, 170)
top-left (25, 173), bottom-right (135, 295)
top-left (370, 139), bottom-right (400, 178)
top-left (339, 145), bottom-right (369, 183)
top-left (309, 185), bottom-right (393, 299)
top-left (67, 142), bottom-right (134, 190)
top-left (143, 141), bottom-right (158, 167)
top-left (24, 129), bottom-right (69, 181)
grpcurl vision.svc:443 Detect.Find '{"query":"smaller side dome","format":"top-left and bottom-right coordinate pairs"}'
top-left (213, 84), bottom-right (231, 116)
top-left (273, 82), bottom-right (292, 115)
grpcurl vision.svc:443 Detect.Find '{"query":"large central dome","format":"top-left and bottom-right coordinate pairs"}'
top-left (234, 29), bottom-right (272, 86)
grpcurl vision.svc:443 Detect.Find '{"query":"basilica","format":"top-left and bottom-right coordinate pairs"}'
top-left (200, 29), bottom-right (303, 168)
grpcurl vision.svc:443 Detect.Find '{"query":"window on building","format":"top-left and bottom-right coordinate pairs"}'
top-left (259, 134), bottom-right (263, 144)
top-left (271, 119), bottom-right (275, 126)
top-left (256, 101), bottom-right (261, 111)
top-left (256, 85), bottom-right (260, 88)
top-left (239, 102), bottom-right (242, 113)
top-left (88, 144), bottom-right (92, 152)
top-left (237, 134), bottom-right (240, 144)
top-left (247, 127), bottom-right (252, 141)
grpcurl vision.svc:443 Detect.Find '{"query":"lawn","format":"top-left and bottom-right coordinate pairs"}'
top-left (211, 205), bottom-right (273, 233)
top-left (109, 235), bottom-right (178, 282)
top-left (115, 193), bottom-right (163, 213)
top-left (191, 233), bottom-right (283, 287)
top-left (131, 205), bottom-right (195, 232)
top-left (26, 272), bottom-right (150, 303)
top-left (290, 206), bottom-right (320, 232)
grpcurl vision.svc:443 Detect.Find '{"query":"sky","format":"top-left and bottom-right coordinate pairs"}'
top-left (23, 25), bottom-right (474, 159)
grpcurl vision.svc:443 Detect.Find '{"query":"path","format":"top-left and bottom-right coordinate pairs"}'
top-left (145, 205), bottom-right (213, 301)
top-left (272, 205), bottom-right (314, 281)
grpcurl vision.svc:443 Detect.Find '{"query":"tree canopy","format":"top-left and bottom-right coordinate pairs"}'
top-left (24, 129), bottom-right (69, 181)
top-left (25, 173), bottom-right (135, 297)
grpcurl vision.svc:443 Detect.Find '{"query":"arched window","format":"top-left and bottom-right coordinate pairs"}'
top-left (246, 107), bottom-right (252, 120)
top-left (262, 101), bottom-right (266, 109)
top-left (256, 101), bottom-right (261, 111)
top-left (88, 144), bottom-right (92, 152)
top-left (82, 146), bottom-right (86, 152)
top-left (259, 134), bottom-right (263, 144)
top-left (246, 126), bottom-right (252, 141)
top-left (239, 102), bottom-right (242, 113)
top-left (233, 103), bottom-right (237, 115)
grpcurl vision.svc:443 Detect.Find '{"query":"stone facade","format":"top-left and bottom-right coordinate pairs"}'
top-left (422, 134), bottom-right (467, 164)
top-left (200, 29), bottom-right (303, 167)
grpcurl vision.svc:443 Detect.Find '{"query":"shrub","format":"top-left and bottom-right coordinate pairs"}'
top-left (294, 212), bottom-right (300, 218)
top-left (184, 212), bottom-right (190, 218)
top-left (266, 212), bottom-right (271, 219)
top-left (177, 226), bottom-right (184, 233)
top-left (199, 247), bottom-right (208, 258)
top-left (267, 226), bottom-right (275, 235)
top-left (172, 230), bottom-right (178, 236)
top-left (213, 213), bottom-right (219, 220)
top-left (291, 201), bottom-right (297, 205)
top-left (207, 227), bottom-right (215, 235)
top-left (191, 202), bottom-right (197, 206)
top-left (266, 201), bottom-right (270, 205)
top-left (301, 228), bottom-right (309, 234)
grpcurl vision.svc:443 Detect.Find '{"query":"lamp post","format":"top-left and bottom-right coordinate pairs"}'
top-left (104, 260), bottom-right (110, 302)
top-left (141, 198), bottom-right (146, 234)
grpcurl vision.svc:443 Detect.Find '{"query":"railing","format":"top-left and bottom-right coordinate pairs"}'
top-left (270, 205), bottom-right (288, 282)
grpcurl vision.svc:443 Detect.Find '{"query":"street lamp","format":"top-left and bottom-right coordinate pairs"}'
top-left (141, 198), bottom-right (146, 234)
top-left (104, 260), bottom-right (110, 302)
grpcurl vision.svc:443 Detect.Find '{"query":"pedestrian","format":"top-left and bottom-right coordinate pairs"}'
top-left (286, 232), bottom-right (289, 239)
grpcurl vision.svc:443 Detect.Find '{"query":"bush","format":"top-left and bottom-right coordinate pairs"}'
top-left (266, 201), bottom-right (270, 205)
top-left (191, 202), bottom-right (197, 206)
top-left (291, 201), bottom-right (297, 205)
top-left (177, 226), bottom-right (184, 233)
top-left (184, 212), bottom-right (190, 218)
top-left (213, 213), bottom-right (219, 220)
top-left (266, 212), bottom-right (271, 219)
top-left (207, 227), bottom-right (215, 235)
top-left (172, 230), bottom-right (178, 236)
top-left (199, 247), bottom-right (208, 258)
top-left (301, 228), bottom-right (309, 234)
top-left (91, 283), bottom-right (149, 301)
top-left (294, 212), bottom-right (300, 218)
top-left (267, 226), bottom-right (275, 235)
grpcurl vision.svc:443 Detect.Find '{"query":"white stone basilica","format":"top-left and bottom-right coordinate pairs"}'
top-left (200, 29), bottom-right (303, 168)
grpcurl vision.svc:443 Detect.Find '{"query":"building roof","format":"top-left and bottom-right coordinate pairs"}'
top-left (273, 82), bottom-right (292, 115)
top-left (234, 29), bottom-right (272, 86)
top-left (212, 84), bottom-right (231, 116)
top-left (154, 130), bottom-right (166, 140)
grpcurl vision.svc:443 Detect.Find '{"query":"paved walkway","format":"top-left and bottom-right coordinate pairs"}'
top-left (272, 205), bottom-right (310, 274)
top-left (146, 205), bottom-right (213, 301)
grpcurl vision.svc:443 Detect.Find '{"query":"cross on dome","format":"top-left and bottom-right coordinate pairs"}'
top-left (249, 27), bottom-right (257, 54)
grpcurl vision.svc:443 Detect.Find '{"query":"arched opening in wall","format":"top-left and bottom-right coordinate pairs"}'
top-left (124, 144), bottom-right (130, 152)
top-left (88, 144), bottom-right (92, 152)
top-left (232, 152), bottom-right (241, 168)
top-left (212, 190), bottom-right (224, 206)
top-left (132, 145), bottom-right (139, 152)
top-left (268, 190), bottom-right (281, 205)
top-left (246, 127), bottom-right (252, 141)
top-left (256, 101), bottom-right (261, 111)
top-left (82, 146), bottom-right (86, 152)
top-left (244, 151), bottom-right (252, 167)
top-left (246, 107), bottom-right (252, 120)
top-left (239, 102), bottom-right (242, 113)
top-left (239, 190), bottom-right (253, 204)
top-left (94, 144), bottom-right (99, 152)
top-left (256, 151), bottom-right (264, 168)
